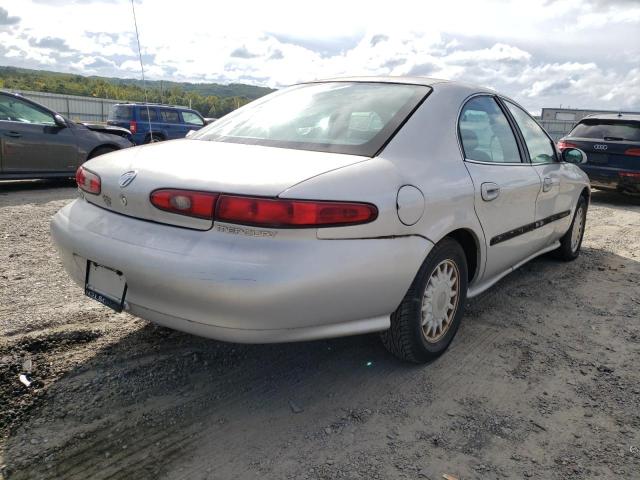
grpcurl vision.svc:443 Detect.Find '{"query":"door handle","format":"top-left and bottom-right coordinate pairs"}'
top-left (481, 182), bottom-right (501, 201)
top-left (543, 177), bottom-right (558, 192)
top-left (4, 131), bottom-right (21, 138)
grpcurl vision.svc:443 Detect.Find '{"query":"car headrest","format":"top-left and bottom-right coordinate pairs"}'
top-left (460, 128), bottom-right (479, 149)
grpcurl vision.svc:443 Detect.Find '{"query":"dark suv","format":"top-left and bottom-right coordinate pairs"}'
top-left (107, 103), bottom-right (207, 145)
top-left (558, 113), bottom-right (640, 194)
top-left (0, 91), bottom-right (132, 180)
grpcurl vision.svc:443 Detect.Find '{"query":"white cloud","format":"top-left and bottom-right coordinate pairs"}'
top-left (0, 0), bottom-right (639, 112)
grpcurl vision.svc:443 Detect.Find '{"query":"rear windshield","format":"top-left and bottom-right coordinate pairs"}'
top-left (570, 120), bottom-right (640, 141)
top-left (191, 82), bottom-right (431, 156)
top-left (108, 105), bottom-right (132, 121)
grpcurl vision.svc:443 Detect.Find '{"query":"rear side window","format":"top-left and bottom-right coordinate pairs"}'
top-left (109, 105), bottom-right (132, 121)
top-left (160, 109), bottom-right (180, 123)
top-left (570, 121), bottom-right (640, 141)
top-left (140, 107), bottom-right (158, 121)
top-left (182, 111), bottom-right (204, 126)
top-left (459, 96), bottom-right (521, 163)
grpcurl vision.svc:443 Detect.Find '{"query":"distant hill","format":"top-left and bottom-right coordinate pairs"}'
top-left (0, 66), bottom-right (275, 116)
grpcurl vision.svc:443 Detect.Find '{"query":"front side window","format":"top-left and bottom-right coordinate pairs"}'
top-left (570, 121), bottom-right (640, 141)
top-left (505, 101), bottom-right (556, 164)
top-left (192, 82), bottom-right (430, 156)
top-left (182, 111), bottom-right (204, 126)
top-left (459, 96), bottom-right (521, 163)
top-left (0, 95), bottom-right (55, 125)
top-left (160, 109), bottom-right (180, 123)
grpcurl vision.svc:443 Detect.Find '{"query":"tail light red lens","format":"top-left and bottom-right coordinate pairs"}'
top-left (557, 140), bottom-right (577, 150)
top-left (129, 120), bottom-right (137, 134)
top-left (150, 189), bottom-right (219, 219)
top-left (624, 148), bottom-right (640, 157)
top-left (619, 171), bottom-right (640, 179)
top-left (75, 166), bottom-right (101, 195)
top-left (216, 195), bottom-right (378, 228)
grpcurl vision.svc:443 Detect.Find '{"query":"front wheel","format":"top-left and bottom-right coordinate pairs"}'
top-left (381, 238), bottom-right (468, 363)
top-left (554, 195), bottom-right (587, 261)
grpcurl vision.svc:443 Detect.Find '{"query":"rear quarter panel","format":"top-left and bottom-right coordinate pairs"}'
top-left (282, 83), bottom-right (486, 281)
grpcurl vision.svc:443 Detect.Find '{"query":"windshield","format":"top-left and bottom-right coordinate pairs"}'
top-left (570, 120), bottom-right (640, 141)
top-left (192, 82), bottom-right (430, 156)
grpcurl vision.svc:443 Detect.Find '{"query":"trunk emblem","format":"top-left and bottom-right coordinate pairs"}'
top-left (594, 144), bottom-right (607, 150)
top-left (119, 170), bottom-right (137, 188)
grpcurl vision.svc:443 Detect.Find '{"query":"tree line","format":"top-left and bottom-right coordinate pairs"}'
top-left (0, 67), bottom-right (275, 118)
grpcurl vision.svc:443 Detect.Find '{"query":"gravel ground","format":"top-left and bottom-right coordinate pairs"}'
top-left (0, 181), bottom-right (639, 480)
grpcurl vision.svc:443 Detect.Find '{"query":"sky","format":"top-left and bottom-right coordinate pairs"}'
top-left (0, 0), bottom-right (639, 113)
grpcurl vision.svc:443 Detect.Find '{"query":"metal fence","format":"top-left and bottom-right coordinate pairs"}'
top-left (539, 120), bottom-right (577, 141)
top-left (11, 90), bottom-right (120, 123)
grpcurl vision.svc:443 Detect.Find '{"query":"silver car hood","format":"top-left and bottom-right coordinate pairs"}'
top-left (82, 139), bottom-right (369, 230)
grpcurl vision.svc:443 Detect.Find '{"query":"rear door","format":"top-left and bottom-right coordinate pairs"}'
top-left (0, 94), bottom-right (79, 174)
top-left (159, 108), bottom-right (184, 139)
top-left (138, 106), bottom-right (163, 140)
top-left (460, 95), bottom-right (542, 281)
top-left (502, 99), bottom-right (575, 246)
top-left (564, 120), bottom-right (640, 188)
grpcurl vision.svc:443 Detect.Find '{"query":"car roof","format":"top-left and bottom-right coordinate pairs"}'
top-left (114, 103), bottom-right (192, 110)
top-left (579, 113), bottom-right (640, 122)
top-left (302, 76), bottom-right (497, 95)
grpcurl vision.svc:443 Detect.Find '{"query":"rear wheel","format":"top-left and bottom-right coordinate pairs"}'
top-left (381, 238), bottom-right (468, 363)
top-left (146, 134), bottom-right (163, 144)
top-left (554, 195), bottom-right (587, 261)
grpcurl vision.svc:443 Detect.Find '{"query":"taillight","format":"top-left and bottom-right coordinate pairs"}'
top-left (619, 171), bottom-right (640, 179)
top-left (624, 148), bottom-right (640, 157)
top-left (75, 166), bottom-right (101, 195)
top-left (129, 120), bottom-right (137, 134)
top-left (216, 195), bottom-right (378, 228)
top-left (557, 140), bottom-right (577, 150)
top-left (150, 189), bottom-right (219, 219)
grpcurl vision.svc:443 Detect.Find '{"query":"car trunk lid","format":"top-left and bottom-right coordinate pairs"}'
top-left (81, 139), bottom-right (369, 230)
top-left (564, 137), bottom-right (640, 169)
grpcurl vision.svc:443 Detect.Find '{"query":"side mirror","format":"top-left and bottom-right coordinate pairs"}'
top-left (54, 114), bottom-right (67, 127)
top-left (562, 147), bottom-right (587, 164)
top-left (185, 129), bottom-right (197, 138)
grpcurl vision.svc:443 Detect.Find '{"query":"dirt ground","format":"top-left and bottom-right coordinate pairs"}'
top-left (0, 180), bottom-right (639, 480)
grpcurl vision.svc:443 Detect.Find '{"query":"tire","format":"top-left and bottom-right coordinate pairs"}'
top-left (554, 195), bottom-right (587, 261)
top-left (146, 134), bottom-right (164, 144)
top-left (88, 146), bottom-right (117, 159)
top-left (381, 238), bottom-right (468, 363)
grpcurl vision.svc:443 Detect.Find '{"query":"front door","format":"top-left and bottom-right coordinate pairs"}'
top-left (503, 100), bottom-right (574, 246)
top-left (0, 94), bottom-right (79, 174)
top-left (460, 95), bottom-right (542, 281)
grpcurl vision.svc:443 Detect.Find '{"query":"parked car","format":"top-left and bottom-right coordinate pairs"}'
top-left (0, 91), bottom-right (133, 180)
top-left (107, 103), bottom-right (207, 144)
top-left (51, 78), bottom-right (590, 363)
top-left (558, 113), bottom-right (640, 195)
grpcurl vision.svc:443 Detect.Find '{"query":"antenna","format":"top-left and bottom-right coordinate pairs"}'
top-left (130, 0), bottom-right (153, 142)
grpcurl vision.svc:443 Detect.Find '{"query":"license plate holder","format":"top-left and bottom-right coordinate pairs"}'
top-left (84, 260), bottom-right (127, 312)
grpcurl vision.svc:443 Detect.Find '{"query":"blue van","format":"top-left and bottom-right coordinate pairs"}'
top-left (107, 103), bottom-right (207, 145)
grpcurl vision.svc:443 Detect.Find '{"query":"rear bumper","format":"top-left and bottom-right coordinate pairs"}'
top-left (51, 200), bottom-right (432, 343)
top-left (581, 165), bottom-right (640, 192)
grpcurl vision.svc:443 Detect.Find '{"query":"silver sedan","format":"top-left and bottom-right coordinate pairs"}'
top-left (51, 77), bottom-right (590, 363)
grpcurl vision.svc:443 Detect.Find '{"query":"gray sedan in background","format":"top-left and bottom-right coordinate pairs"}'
top-left (51, 77), bottom-right (590, 363)
top-left (0, 91), bottom-right (132, 180)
